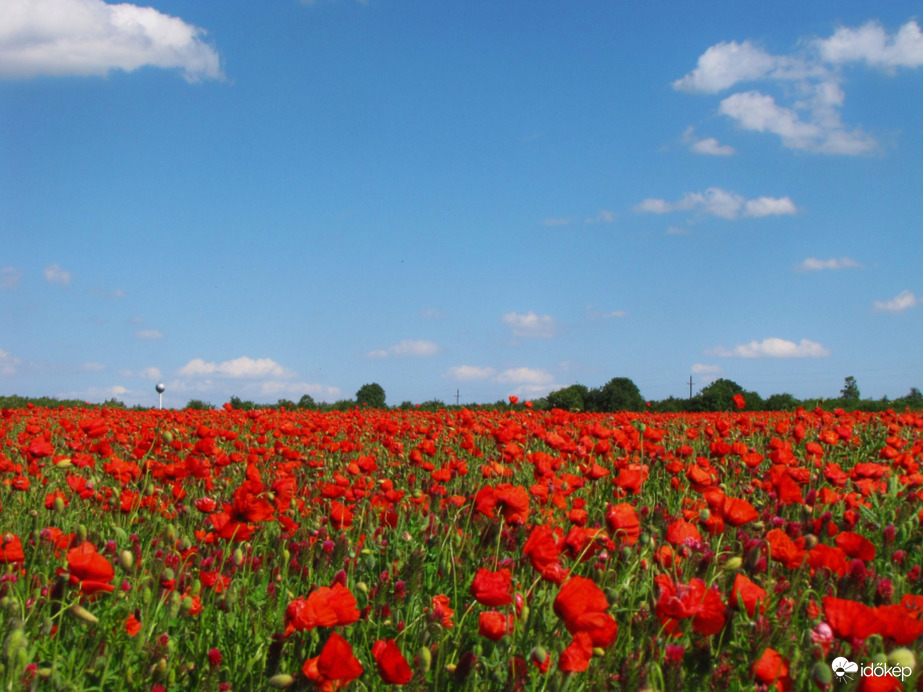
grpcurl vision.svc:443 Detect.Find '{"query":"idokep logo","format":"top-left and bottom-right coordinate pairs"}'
top-left (832, 657), bottom-right (913, 682)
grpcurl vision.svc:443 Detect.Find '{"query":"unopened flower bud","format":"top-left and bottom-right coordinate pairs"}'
top-left (267, 674), bottom-right (295, 689)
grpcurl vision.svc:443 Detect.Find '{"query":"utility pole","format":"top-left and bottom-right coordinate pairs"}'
top-left (455, 389), bottom-right (460, 406)
top-left (688, 376), bottom-right (694, 399)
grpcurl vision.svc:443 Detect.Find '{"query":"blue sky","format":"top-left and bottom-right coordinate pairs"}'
top-left (1, 0), bottom-right (921, 408)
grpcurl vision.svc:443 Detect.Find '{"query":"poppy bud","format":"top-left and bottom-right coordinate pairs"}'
top-left (55, 457), bottom-right (72, 468)
top-left (53, 496), bottom-right (65, 512)
top-left (151, 658), bottom-right (167, 680)
top-left (417, 646), bottom-right (432, 673)
top-left (119, 550), bottom-right (134, 572)
top-left (724, 557), bottom-right (743, 572)
top-left (888, 648), bottom-right (916, 670)
top-left (2, 628), bottom-right (26, 661)
top-left (803, 533), bottom-right (818, 550)
top-left (530, 646), bottom-right (547, 664)
top-left (699, 508), bottom-right (710, 522)
top-left (68, 605), bottom-right (98, 625)
top-left (77, 524), bottom-right (88, 543)
top-left (233, 548), bottom-right (244, 566)
top-left (267, 674), bottom-right (294, 689)
top-left (162, 431), bottom-right (173, 444)
top-left (811, 661), bottom-right (833, 687)
top-left (165, 524), bottom-right (177, 542)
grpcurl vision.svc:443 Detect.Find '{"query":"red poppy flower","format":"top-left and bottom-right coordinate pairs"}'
top-left (302, 632), bottom-right (363, 690)
top-left (553, 576), bottom-right (618, 647)
top-left (470, 568), bottom-right (513, 607)
top-left (665, 519), bottom-right (701, 547)
top-left (807, 544), bottom-right (848, 576)
top-left (523, 525), bottom-right (568, 583)
top-left (605, 503), bottom-right (641, 545)
top-left (125, 613), bottom-right (142, 637)
top-left (558, 632), bottom-right (594, 673)
top-left (721, 496), bottom-right (758, 526)
top-left (0, 533), bottom-right (25, 563)
top-left (285, 583), bottom-right (360, 635)
top-left (733, 393), bottom-right (746, 410)
top-left (765, 529), bottom-right (805, 569)
top-left (730, 573), bottom-right (766, 617)
top-left (835, 531), bottom-right (876, 561)
top-left (372, 639), bottom-right (412, 685)
top-left (66, 542), bottom-right (115, 594)
top-left (654, 575), bottom-right (726, 636)
top-left (752, 648), bottom-right (791, 692)
top-left (823, 596), bottom-right (881, 643)
top-left (478, 611), bottom-right (514, 641)
top-left (430, 594), bottom-right (454, 629)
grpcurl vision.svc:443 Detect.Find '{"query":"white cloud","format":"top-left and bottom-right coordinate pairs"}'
top-left (683, 127), bottom-right (735, 155)
top-left (635, 187), bottom-right (797, 220)
top-left (691, 363), bottom-right (721, 374)
top-left (365, 339), bottom-right (440, 358)
top-left (81, 361), bottom-right (105, 372)
top-left (674, 21), bottom-right (923, 155)
top-left (178, 356), bottom-right (291, 378)
top-left (672, 40), bottom-right (786, 93)
top-left (708, 337), bottom-right (831, 358)
top-left (796, 257), bottom-right (861, 271)
top-left (0, 349), bottom-right (22, 377)
top-left (586, 304), bottom-right (627, 320)
top-left (446, 365), bottom-right (496, 381)
top-left (0, 0), bottom-right (223, 82)
top-left (135, 329), bottom-right (163, 340)
top-left (502, 311), bottom-right (557, 338)
top-left (666, 226), bottom-right (689, 235)
top-left (1, 267), bottom-right (22, 289)
top-left (873, 290), bottom-right (917, 313)
top-left (44, 263), bottom-right (71, 285)
top-left (496, 367), bottom-right (555, 385)
top-left (817, 20), bottom-right (923, 70)
top-left (420, 307), bottom-right (444, 320)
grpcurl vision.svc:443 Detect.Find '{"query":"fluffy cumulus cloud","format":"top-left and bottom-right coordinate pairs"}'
top-left (0, 0), bottom-right (223, 81)
top-left (873, 290), bottom-right (917, 313)
top-left (636, 188), bottom-right (797, 220)
top-left (179, 356), bottom-right (291, 378)
top-left (683, 127), bottom-right (735, 156)
top-left (44, 263), bottom-right (71, 285)
top-left (797, 257), bottom-right (861, 271)
top-left (502, 311), bottom-right (557, 338)
top-left (691, 363), bottom-right (721, 375)
top-left (673, 19), bottom-right (923, 154)
top-left (365, 339), bottom-right (440, 358)
top-left (444, 364), bottom-right (557, 397)
top-left (708, 337), bottom-right (831, 358)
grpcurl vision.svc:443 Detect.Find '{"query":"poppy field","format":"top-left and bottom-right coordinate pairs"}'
top-left (1, 401), bottom-right (922, 691)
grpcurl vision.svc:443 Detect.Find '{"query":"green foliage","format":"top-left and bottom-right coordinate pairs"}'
top-left (691, 378), bottom-right (743, 412)
top-left (587, 377), bottom-right (644, 412)
top-left (841, 376), bottom-right (860, 401)
top-left (356, 382), bottom-right (386, 409)
top-left (297, 394), bottom-right (317, 409)
top-left (185, 399), bottom-right (213, 410)
top-left (546, 384), bottom-right (589, 411)
top-left (764, 392), bottom-right (799, 411)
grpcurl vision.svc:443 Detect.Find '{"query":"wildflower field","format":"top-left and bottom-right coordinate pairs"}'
top-left (1, 401), bottom-right (922, 691)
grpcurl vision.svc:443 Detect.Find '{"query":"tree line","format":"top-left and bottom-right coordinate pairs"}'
top-left (3, 376), bottom-right (921, 413)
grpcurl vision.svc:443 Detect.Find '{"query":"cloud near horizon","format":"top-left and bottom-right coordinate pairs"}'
top-left (364, 339), bottom-right (440, 358)
top-left (0, 0), bottom-right (223, 82)
top-left (178, 356), bottom-right (291, 378)
top-left (708, 337), bottom-right (831, 358)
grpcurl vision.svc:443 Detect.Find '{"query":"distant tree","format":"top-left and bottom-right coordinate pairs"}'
top-left (185, 399), bottom-right (212, 410)
top-left (417, 399), bottom-right (446, 411)
top-left (588, 377), bottom-right (644, 412)
top-left (546, 384), bottom-right (590, 411)
top-left (904, 387), bottom-right (923, 408)
top-left (695, 378), bottom-right (744, 412)
top-left (356, 383), bottom-right (386, 409)
top-left (297, 394), bottom-right (316, 409)
top-left (229, 396), bottom-right (256, 411)
top-left (274, 399), bottom-right (296, 410)
top-left (765, 393), bottom-right (799, 411)
top-left (840, 376), bottom-right (860, 401)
